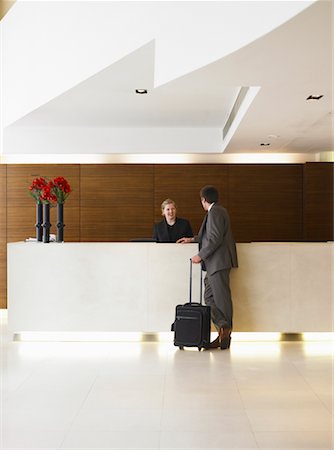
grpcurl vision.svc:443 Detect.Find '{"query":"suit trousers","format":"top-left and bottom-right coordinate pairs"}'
top-left (204, 269), bottom-right (233, 330)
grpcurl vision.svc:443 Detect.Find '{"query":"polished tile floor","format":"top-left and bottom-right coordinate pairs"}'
top-left (1, 324), bottom-right (333, 449)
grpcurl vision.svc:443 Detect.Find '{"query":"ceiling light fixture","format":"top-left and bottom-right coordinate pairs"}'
top-left (135, 89), bottom-right (148, 94)
top-left (306, 94), bottom-right (324, 101)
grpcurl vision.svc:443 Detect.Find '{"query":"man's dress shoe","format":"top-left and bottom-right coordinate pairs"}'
top-left (207, 336), bottom-right (220, 349)
top-left (219, 328), bottom-right (232, 350)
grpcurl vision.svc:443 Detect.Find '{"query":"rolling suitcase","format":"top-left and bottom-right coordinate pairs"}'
top-left (171, 259), bottom-right (211, 351)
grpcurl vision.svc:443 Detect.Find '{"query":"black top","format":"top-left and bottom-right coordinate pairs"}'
top-left (153, 217), bottom-right (193, 243)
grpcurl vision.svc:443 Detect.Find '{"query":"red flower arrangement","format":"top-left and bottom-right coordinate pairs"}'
top-left (40, 181), bottom-right (57, 204)
top-left (28, 177), bottom-right (47, 204)
top-left (53, 176), bottom-right (71, 204)
top-left (29, 176), bottom-right (71, 204)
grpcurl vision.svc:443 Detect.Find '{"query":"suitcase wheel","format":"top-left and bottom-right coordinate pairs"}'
top-left (198, 347), bottom-right (202, 351)
top-left (179, 346), bottom-right (184, 350)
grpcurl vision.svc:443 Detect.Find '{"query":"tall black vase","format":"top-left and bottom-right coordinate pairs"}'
top-left (42, 203), bottom-right (51, 243)
top-left (35, 203), bottom-right (43, 242)
top-left (56, 203), bottom-right (65, 242)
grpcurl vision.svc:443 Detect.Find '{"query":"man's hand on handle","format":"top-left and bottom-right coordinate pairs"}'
top-left (176, 237), bottom-right (201, 264)
top-left (191, 255), bottom-right (202, 264)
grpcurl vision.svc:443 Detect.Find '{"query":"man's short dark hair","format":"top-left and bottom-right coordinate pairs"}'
top-left (200, 185), bottom-right (219, 204)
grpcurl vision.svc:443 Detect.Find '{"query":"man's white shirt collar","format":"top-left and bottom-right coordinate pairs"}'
top-left (208, 202), bottom-right (215, 211)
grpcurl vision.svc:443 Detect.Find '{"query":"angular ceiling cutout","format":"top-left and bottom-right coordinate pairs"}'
top-left (2, 1), bottom-right (332, 156)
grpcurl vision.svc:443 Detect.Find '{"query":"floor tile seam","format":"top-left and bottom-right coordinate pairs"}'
top-left (18, 422), bottom-right (327, 434)
top-left (0, 370), bottom-right (39, 410)
top-left (57, 369), bottom-right (102, 449)
top-left (234, 373), bottom-right (261, 449)
top-left (156, 352), bottom-right (171, 449)
top-left (1, 364), bottom-right (35, 394)
top-left (291, 359), bottom-right (334, 414)
top-left (1, 351), bottom-right (58, 395)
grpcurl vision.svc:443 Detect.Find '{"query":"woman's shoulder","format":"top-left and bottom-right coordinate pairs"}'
top-left (176, 217), bottom-right (190, 224)
top-left (154, 219), bottom-right (166, 228)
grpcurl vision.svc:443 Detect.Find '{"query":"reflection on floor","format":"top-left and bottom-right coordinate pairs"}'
top-left (1, 327), bottom-right (333, 448)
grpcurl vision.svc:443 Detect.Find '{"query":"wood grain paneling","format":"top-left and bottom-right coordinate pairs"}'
top-left (80, 165), bottom-right (154, 241)
top-left (2, 162), bottom-right (332, 308)
top-left (6, 165), bottom-right (80, 243)
top-left (228, 164), bottom-right (303, 242)
top-left (154, 164), bottom-right (229, 235)
top-left (0, 165), bottom-right (7, 308)
top-left (303, 162), bottom-right (333, 241)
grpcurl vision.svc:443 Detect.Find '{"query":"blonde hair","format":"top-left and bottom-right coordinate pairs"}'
top-left (161, 198), bottom-right (177, 215)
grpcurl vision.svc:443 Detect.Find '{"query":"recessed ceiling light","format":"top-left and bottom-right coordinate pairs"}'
top-left (135, 89), bottom-right (148, 94)
top-left (306, 94), bottom-right (324, 100)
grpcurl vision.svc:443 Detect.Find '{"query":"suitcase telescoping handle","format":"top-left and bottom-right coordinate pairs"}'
top-left (189, 258), bottom-right (203, 305)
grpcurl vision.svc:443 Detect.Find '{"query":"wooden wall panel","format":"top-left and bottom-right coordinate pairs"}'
top-left (228, 164), bottom-right (303, 242)
top-left (6, 165), bottom-right (80, 243)
top-left (154, 164), bottom-right (229, 236)
top-left (0, 165), bottom-right (7, 308)
top-left (80, 165), bottom-right (154, 241)
top-left (2, 162), bottom-right (332, 308)
top-left (303, 162), bottom-right (333, 241)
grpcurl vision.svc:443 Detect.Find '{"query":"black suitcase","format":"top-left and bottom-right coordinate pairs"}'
top-left (171, 259), bottom-right (211, 351)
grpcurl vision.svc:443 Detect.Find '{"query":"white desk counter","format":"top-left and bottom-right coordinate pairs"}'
top-left (7, 242), bottom-right (333, 334)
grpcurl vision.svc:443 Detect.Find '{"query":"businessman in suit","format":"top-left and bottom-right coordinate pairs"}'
top-left (177, 186), bottom-right (238, 349)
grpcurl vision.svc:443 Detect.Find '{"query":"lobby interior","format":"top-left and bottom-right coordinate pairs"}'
top-left (0, 1), bottom-right (333, 449)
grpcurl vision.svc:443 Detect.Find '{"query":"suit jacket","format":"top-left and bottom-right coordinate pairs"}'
top-left (153, 217), bottom-right (193, 243)
top-left (196, 204), bottom-right (238, 275)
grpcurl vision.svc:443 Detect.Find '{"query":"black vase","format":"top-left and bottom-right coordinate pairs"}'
top-left (35, 203), bottom-right (43, 242)
top-left (42, 203), bottom-right (51, 243)
top-left (56, 203), bottom-right (65, 242)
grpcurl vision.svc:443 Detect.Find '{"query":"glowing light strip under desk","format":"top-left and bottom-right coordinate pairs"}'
top-left (13, 332), bottom-right (334, 343)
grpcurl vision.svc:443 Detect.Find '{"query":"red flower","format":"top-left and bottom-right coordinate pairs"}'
top-left (29, 176), bottom-right (71, 204)
top-left (40, 182), bottom-right (57, 204)
top-left (53, 176), bottom-right (71, 203)
top-left (28, 177), bottom-right (47, 204)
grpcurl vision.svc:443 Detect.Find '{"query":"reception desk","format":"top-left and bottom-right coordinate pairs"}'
top-left (7, 242), bottom-right (333, 334)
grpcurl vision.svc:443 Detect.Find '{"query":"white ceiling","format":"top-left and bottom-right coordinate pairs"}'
top-left (10, 41), bottom-right (242, 129)
top-left (2, 0), bottom-right (333, 157)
